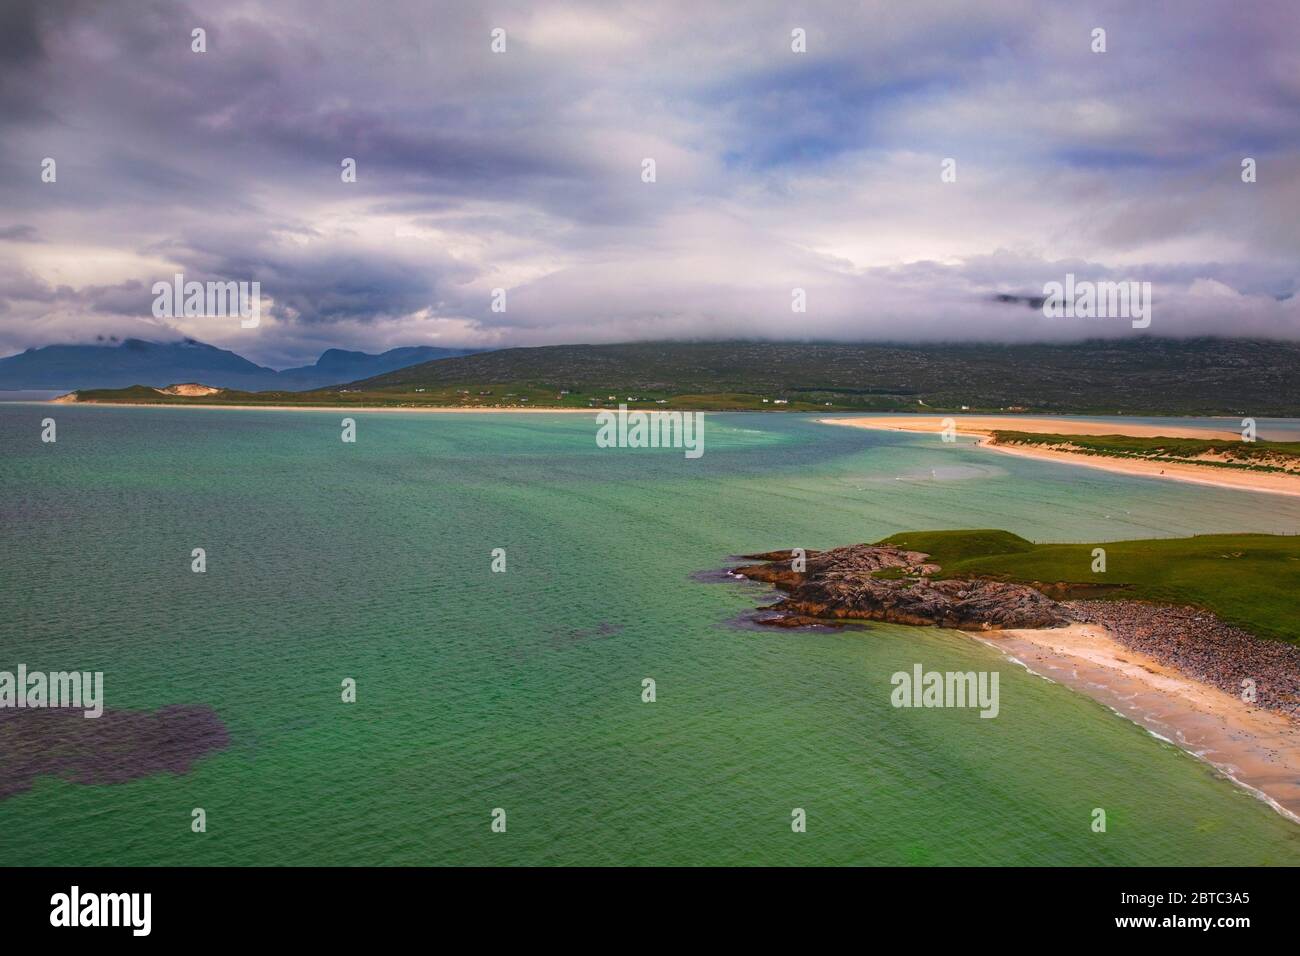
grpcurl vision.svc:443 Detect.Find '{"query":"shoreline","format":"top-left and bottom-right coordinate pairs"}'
top-left (973, 622), bottom-right (1300, 824)
top-left (821, 415), bottom-right (1300, 498)
top-left (47, 401), bottom-right (600, 414)
top-left (731, 543), bottom-right (1300, 825)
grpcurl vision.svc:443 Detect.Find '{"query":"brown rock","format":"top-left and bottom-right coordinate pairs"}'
top-left (736, 543), bottom-right (1070, 630)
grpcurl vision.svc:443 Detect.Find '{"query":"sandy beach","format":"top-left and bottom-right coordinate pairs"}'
top-left (822, 415), bottom-right (1300, 497)
top-left (826, 415), bottom-right (1244, 441)
top-left (975, 622), bottom-right (1300, 824)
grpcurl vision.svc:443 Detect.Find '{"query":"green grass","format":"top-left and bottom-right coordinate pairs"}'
top-left (877, 529), bottom-right (1300, 644)
top-left (992, 431), bottom-right (1300, 473)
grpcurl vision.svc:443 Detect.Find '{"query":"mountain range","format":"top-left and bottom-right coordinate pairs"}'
top-left (0, 338), bottom-right (482, 391)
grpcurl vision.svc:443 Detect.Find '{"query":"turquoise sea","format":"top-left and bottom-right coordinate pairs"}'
top-left (2, 405), bottom-right (1299, 865)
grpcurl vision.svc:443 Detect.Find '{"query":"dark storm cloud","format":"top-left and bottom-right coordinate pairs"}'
top-left (0, 225), bottom-right (42, 242)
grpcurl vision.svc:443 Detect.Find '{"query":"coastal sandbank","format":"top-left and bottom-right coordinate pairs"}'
top-left (822, 415), bottom-right (1300, 497)
top-left (825, 415), bottom-right (1242, 441)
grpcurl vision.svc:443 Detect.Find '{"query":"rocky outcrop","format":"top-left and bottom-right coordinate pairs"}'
top-left (735, 545), bottom-right (939, 589)
top-left (735, 544), bottom-right (1071, 630)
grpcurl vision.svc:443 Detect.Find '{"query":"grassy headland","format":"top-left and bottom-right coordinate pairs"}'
top-left (877, 529), bottom-right (1300, 644)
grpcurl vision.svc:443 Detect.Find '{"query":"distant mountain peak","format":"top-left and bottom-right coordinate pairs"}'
top-left (0, 338), bottom-right (486, 392)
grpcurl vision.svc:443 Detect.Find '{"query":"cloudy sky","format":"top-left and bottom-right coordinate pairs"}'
top-left (2, 0), bottom-right (1298, 367)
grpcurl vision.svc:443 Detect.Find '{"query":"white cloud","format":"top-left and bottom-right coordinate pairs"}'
top-left (1, 0), bottom-right (1297, 364)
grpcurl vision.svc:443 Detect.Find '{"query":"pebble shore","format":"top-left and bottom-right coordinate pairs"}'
top-left (1067, 599), bottom-right (1300, 717)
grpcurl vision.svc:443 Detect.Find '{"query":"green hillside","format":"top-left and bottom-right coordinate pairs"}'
top-left (351, 338), bottom-right (1300, 415)
top-left (64, 338), bottom-right (1300, 414)
top-left (878, 529), bottom-right (1300, 644)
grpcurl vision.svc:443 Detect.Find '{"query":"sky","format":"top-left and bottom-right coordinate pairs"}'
top-left (1, 0), bottom-right (1298, 367)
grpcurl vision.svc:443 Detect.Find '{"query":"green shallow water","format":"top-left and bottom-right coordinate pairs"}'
top-left (2, 406), bottom-right (1299, 865)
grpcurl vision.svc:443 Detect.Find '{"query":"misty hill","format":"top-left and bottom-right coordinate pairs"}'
top-left (0, 338), bottom-right (481, 391)
top-left (350, 338), bottom-right (1300, 415)
top-left (276, 346), bottom-right (481, 388)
